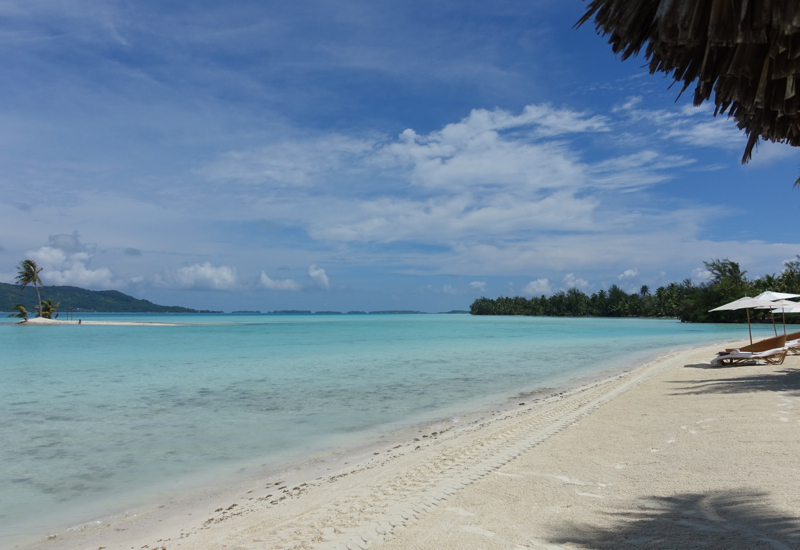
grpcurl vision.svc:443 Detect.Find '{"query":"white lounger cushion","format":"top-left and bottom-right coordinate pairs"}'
top-left (710, 347), bottom-right (787, 366)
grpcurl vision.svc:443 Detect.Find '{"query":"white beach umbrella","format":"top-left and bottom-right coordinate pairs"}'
top-left (770, 306), bottom-right (800, 314)
top-left (762, 298), bottom-right (800, 335)
top-left (756, 298), bottom-right (800, 336)
top-left (754, 291), bottom-right (800, 301)
top-left (709, 297), bottom-right (780, 344)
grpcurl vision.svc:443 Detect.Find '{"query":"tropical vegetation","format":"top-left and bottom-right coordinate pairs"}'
top-left (470, 258), bottom-right (800, 323)
top-left (38, 299), bottom-right (60, 319)
top-left (15, 259), bottom-right (43, 317)
top-left (7, 304), bottom-right (28, 321)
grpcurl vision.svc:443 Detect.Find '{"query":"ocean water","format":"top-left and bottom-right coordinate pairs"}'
top-left (0, 313), bottom-right (781, 547)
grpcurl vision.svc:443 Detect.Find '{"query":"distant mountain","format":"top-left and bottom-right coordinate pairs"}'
top-left (0, 283), bottom-right (220, 313)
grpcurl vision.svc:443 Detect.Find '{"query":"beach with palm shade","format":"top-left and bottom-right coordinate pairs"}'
top-left (6, 1), bottom-right (800, 549)
top-left (16, 338), bottom-right (799, 550)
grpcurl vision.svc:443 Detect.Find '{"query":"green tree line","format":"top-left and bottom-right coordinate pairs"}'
top-left (469, 258), bottom-right (800, 323)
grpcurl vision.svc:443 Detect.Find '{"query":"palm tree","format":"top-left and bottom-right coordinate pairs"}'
top-left (15, 259), bottom-right (43, 317)
top-left (39, 299), bottom-right (60, 319)
top-left (7, 304), bottom-right (28, 321)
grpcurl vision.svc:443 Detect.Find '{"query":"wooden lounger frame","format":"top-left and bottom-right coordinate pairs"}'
top-left (785, 331), bottom-right (800, 356)
top-left (714, 335), bottom-right (787, 366)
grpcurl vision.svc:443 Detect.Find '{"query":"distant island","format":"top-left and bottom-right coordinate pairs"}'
top-left (368, 310), bottom-right (426, 314)
top-left (469, 258), bottom-right (800, 323)
top-left (0, 283), bottom-right (221, 313)
top-left (232, 310), bottom-right (262, 313)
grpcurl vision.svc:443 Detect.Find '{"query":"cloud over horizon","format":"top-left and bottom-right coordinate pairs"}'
top-left (155, 262), bottom-right (239, 291)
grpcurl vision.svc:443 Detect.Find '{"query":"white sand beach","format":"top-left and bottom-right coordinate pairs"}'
top-left (15, 318), bottom-right (177, 326)
top-left (29, 341), bottom-right (800, 550)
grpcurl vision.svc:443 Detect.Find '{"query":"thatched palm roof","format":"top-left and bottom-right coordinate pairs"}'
top-left (577, 0), bottom-right (800, 163)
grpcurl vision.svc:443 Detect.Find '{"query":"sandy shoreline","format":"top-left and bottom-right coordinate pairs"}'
top-left (12, 318), bottom-right (178, 326)
top-left (19, 340), bottom-right (800, 550)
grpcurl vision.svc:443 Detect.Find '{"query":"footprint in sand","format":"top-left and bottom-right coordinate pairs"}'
top-left (446, 507), bottom-right (476, 517)
top-left (553, 475), bottom-right (588, 485)
top-left (460, 525), bottom-right (495, 537)
top-left (575, 490), bottom-right (604, 498)
top-left (530, 538), bottom-right (565, 549)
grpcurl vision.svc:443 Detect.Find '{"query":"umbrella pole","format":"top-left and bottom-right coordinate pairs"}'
top-left (771, 312), bottom-right (777, 336)
top-left (783, 309), bottom-right (787, 335)
top-left (747, 308), bottom-right (752, 345)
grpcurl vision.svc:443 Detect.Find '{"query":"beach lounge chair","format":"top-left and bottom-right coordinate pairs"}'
top-left (785, 331), bottom-right (800, 355)
top-left (711, 334), bottom-right (787, 366)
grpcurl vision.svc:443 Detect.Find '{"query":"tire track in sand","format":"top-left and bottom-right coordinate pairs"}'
top-left (159, 347), bottom-right (705, 550)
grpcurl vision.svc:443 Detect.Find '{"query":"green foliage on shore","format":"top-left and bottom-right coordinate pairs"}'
top-left (0, 283), bottom-right (220, 313)
top-left (470, 258), bottom-right (800, 323)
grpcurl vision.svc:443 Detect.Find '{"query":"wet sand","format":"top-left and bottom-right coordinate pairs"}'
top-left (23, 341), bottom-right (800, 550)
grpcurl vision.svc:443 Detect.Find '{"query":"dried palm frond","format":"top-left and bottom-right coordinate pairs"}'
top-left (577, 0), bottom-right (800, 163)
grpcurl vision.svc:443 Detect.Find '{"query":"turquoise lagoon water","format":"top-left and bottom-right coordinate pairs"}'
top-left (0, 313), bottom-right (784, 547)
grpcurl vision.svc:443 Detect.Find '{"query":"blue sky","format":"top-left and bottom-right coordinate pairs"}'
top-left (2, 0), bottom-right (799, 312)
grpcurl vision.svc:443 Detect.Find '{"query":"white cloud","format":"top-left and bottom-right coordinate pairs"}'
top-left (521, 278), bottom-right (551, 296)
top-left (616, 100), bottom-right (745, 150)
top-left (744, 140), bottom-right (800, 167)
top-left (156, 262), bottom-right (239, 290)
top-left (618, 268), bottom-right (639, 280)
top-left (308, 264), bottom-right (330, 289)
top-left (613, 96), bottom-right (642, 112)
top-left (25, 231), bottom-right (119, 289)
top-left (563, 273), bottom-right (589, 290)
top-left (199, 135), bottom-right (374, 186)
top-left (259, 271), bottom-right (301, 291)
top-left (43, 262), bottom-right (117, 288)
top-left (0, 270), bottom-right (17, 284)
top-left (663, 118), bottom-right (744, 148)
top-left (376, 105), bottom-right (609, 193)
top-left (469, 280), bottom-right (487, 293)
top-left (442, 284), bottom-right (457, 295)
top-left (691, 267), bottom-right (712, 281)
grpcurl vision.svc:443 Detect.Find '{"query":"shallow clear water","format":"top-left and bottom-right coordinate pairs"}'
top-left (0, 313), bottom-right (783, 546)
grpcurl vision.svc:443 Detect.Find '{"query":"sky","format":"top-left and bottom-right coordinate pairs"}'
top-left (1, 0), bottom-right (800, 312)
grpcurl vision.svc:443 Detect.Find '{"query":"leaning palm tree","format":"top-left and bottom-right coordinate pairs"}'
top-left (15, 259), bottom-right (43, 317)
top-left (39, 299), bottom-right (60, 319)
top-left (7, 304), bottom-right (28, 321)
